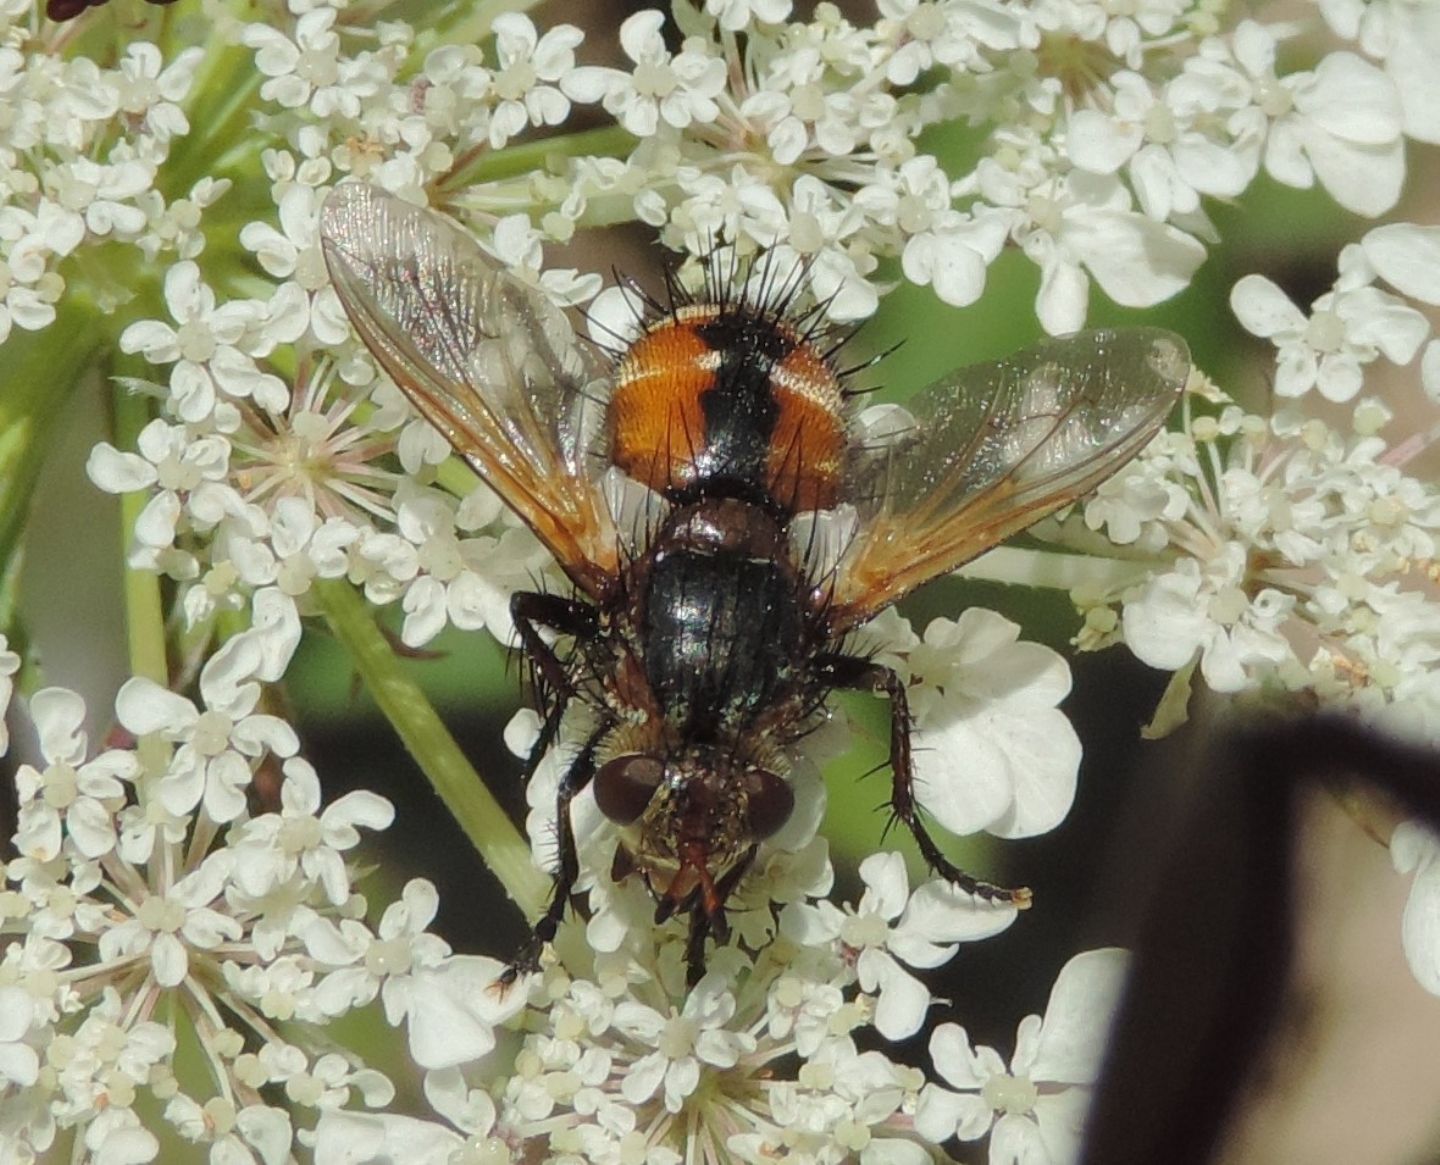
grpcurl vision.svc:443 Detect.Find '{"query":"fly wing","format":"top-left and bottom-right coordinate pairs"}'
top-left (824, 328), bottom-right (1189, 632)
top-left (320, 182), bottom-right (619, 600)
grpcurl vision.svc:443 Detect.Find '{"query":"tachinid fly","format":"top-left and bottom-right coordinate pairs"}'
top-left (319, 182), bottom-right (1191, 984)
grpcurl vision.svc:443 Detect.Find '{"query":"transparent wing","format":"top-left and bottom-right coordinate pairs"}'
top-left (320, 182), bottom-right (619, 599)
top-left (825, 328), bottom-right (1189, 631)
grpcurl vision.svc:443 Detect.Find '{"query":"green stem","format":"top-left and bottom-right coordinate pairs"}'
top-left (159, 43), bottom-right (264, 202)
top-left (437, 124), bottom-right (637, 196)
top-left (0, 301), bottom-right (107, 634)
top-left (956, 545), bottom-right (1151, 592)
top-left (112, 381), bottom-right (169, 687)
top-left (312, 578), bottom-right (548, 919)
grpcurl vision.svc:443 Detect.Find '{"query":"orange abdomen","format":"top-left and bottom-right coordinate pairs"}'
top-left (610, 309), bottom-right (845, 514)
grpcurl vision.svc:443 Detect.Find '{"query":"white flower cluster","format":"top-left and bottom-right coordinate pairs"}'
top-left (1074, 397), bottom-right (1440, 729)
top-left (8, 0), bottom-right (1440, 1157)
top-left (1049, 218), bottom-right (1440, 747)
top-left (0, 621), bottom-right (520, 1163)
top-left (313, 860), bottom-right (1125, 1165)
top-left (0, 14), bottom-right (219, 344)
top-left (434, 1), bottom-right (1439, 333)
top-left (59, 0), bottom-right (1437, 661)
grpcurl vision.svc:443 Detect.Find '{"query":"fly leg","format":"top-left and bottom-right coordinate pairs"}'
top-left (502, 593), bottom-right (604, 982)
top-left (682, 844), bottom-right (759, 987)
top-left (510, 591), bottom-right (598, 782)
top-left (816, 653), bottom-right (1032, 908)
top-left (503, 719), bottom-right (609, 981)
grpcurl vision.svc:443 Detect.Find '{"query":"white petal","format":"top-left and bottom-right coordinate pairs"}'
top-left (930, 1023), bottom-right (1008, 1090)
top-left (1314, 354), bottom-right (1363, 403)
top-left (1395, 822), bottom-right (1440, 995)
top-left (1297, 125), bottom-right (1403, 217)
top-left (1387, 4), bottom-right (1440, 143)
top-left (988, 1112), bottom-right (1048, 1165)
top-left (1035, 255), bottom-right (1089, 336)
top-left (1030, 948), bottom-right (1130, 1084)
top-left (0, 1042), bottom-right (38, 1087)
top-left (1122, 567), bottom-right (1207, 670)
top-left (858, 851), bottom-right (911, 920)
top-left (1423, 340), bottom-right (1440, 403)
top-left (915, 1084), bottom-right (994, 1142)
top-left (152, 932), bottom-right (189, 987)
top-left (1067, 110), bottom-right (1141, 174)
top-left (134, 490), bottom-right (182, 548)
top-left (86, 444), bottom-right (157, 492)
top-left (1229, 275), bottom-right (1303, 339)
top-left (91, 1125), bottom-right (160, 1165)
top-left (312, 1110), bottom-right (462, 1165)
top-left (235, 1106), bottom-right (293, 1165)
top-left (0, 986), bottom-right (34, 1043)
top-left (987, 708), bottom-right (1082, 839)
top-left (322, 790), bottom-right (396, 836)
top-left (29, 687), bottom-right (88, 763)
top-left (621, 1050), bottom-right (667, 1105)
top-left (912, 719), bottom-right (1013, 836)
top-left (68, 797), bottom-right (118, 858)
top-left (1294, 52), bottom-right (1402, 145)
top-left (1070, 210), bottom-right (1206, 308)
top-left (115, 677), bottom-right (196, 736)
top-left (405, 956), bottom-right (521, 1069)
top-left (868, 951), bottom-right (931, 1041)
top-left (894, 882), bottom-right (1018, 968)
top-left (1362, 223), bottom-right (1440, 305)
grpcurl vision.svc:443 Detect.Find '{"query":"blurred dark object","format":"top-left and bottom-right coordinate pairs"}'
top-left (1083, 718), bottom-right (1440, 1165)
top-left (47, 0), bottom-right (178, 21)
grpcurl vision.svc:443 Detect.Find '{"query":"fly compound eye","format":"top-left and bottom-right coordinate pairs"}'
top-left (745, 770), bottom-right (793, 840)
top-left (594, 755), bottom-right (665, 825)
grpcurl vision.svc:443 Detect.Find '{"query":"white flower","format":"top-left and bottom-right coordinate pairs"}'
top-left (903, 609), bottom-right (1082, 839)
top-left (916, 948), bottom-right (1130, 1165)
top-left (782, 852), bottom-right (1017, 1040)
top-left (227, 756), bottom-right (393, 907)
top-left (1122, 546), bottom-right (1296, 693)
top-left (1066, 68), bottom-right (1260, 221)
top-left (0, 634), bottom-right (19, 757)
top-left (1362, 221), bottom-right (1440, 308)
top-left (0, 987), bottom-right (40, 1087)
top-left (1320, 0), bottom-right (1440, 144)
top-left (563, 10), bottom-right (727, 138)
top-left (300, 879), bottom-right (523, 1069)
top-left (393, 485), bottom-right (544, 647)
top-left (1393, 821), bottom-right (1440, 996)
top-left (241, 10), bottom-right (383, 120)
top-left (163, 1094), bottom-right (293, 1163)
top-left (487, 14), bottom-right (583, 149)
top-left (238, 184), bottom-right (351, 345)
top-left (706, 0), bottom-right (792, 32)
top-left (87, 419), bottom-right (245, 572)
top-left (115, 633), bottom-right (300, 823)
top-left (14, 688), bottom-right (139, 861)
top-left (1230, 256), bottom-right (1428, 402)
top-left (1230, 23), bottom-right (1405, 217)
top-left (113, 43), bottom-right (202, 143)
top-left (96, 851), bottom-right (243, 988)
top-left (975, 156), bottom-right (1206, 334)
top-left (117, 262), bottom-right (287, 422)
top-left (614, 973), bottom-right (756, 1113)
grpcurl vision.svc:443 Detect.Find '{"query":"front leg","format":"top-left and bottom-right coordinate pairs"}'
top-left (510, 591), bottom-right (598, 783)
top-left (816, 653), bottom-right (1032, 908)
top-left (503, 717), bottom-right (610, 981)
top-left (682, 844), bottom-right (759, 987)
